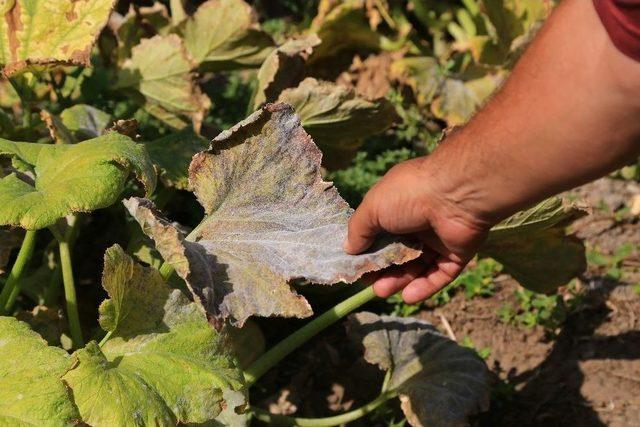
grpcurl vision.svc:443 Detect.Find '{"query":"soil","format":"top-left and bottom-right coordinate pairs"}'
top-left (252, 177), bottom-right (640, 427)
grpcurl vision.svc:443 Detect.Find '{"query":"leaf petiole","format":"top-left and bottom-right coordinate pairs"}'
top-left (251, 391), bottom-right (395, 426)
top-left (0, 229), bottom-right (37, 314)
top-left (244, 285), bottom-right (377, 386)
top-left (51, 226), bottom-right (84, 348)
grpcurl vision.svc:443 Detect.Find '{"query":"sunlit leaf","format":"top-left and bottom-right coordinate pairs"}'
top-left (118, 34), bottom-right (211, 131)
top-left (0, 133), bottom-right (156, 229)
top-left (431, 74), bottom-right (503, 126)
top-left (390, 57), bottom-right (444, 107)
top-left (348, 312), bottom-right (490, 427)
top-left (0, 0), bottom-right (115, 76)
top-left (481, 197), bottom-right (587, 293)
top-left (278, 78), bottom-right (398, 169)
top-left (63, 245), bottom-right (246, 426)
top-left (252, 34), bottom-right (321, 110)
top-left (183, 0), bottom-right (274, 72)
top-left (125, 104), bottom-right (420, 327)
top-left (309, 0), bottom-right (381, 64)
top-left (144, 127), bottom-right (209, 190)
top-left (0, 316), bottom-right (79, 425)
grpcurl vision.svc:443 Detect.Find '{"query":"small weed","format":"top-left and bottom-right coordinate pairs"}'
top-left (461, 336), bottom-right (492, 360)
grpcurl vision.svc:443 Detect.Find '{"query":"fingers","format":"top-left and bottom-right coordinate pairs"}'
top-left (371, 251), bottom-right (437, 298)
top-left (401, 256), bottom-right (466, 304)
top-left (344, 194), bottom-right (382, 255)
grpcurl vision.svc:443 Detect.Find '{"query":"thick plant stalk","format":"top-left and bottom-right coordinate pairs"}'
top-left (58, 237), bottom-right (84, 348)
top-left (251, 392), bottom-right (395, 426)
top-left (244, 286), bottom-right (377, 386)
top-left (0, 230), bottom-right (37, 314)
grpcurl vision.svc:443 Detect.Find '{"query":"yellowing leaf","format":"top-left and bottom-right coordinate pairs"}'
top-left (431, 74), bottom-right (503, 126)
top-left (183, 0), bottom-right (274, 72)
top-left (144, 127), bottom-right (209, 190)
top-left (41, 104), bottom-right (112, 144)
top-left (125, 104), bottom-right (420, 327)
top-left (118, 34), bottom-right (211, 131)
top-left (0, 133), bottom-right (156, 229)
top-left (481, 197), bottom-right (587, 293)
top-left (0, 0), bottom-right (116, 76)
top-left (0, 316), bottom-right (80, 426)
top-left (278, 78), bottom-right (398, 169)
top-left (253, 34), bottom-right (321, 110)
top-left (348, 312), bottom-right (490, 427)
top-left (63, 245), bottom-right (246, 426)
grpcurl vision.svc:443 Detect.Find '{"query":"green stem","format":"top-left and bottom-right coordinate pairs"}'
top-left (99, 330), bottom-right (112, 347)
top-left (0, 230), bottom-right (37, 314)
top-left (57, 235), bottom-right (84, 348)
top-left (244, 286), bottom-right (377, 386)
top-left (158, 222), bottom-right (206, 282)
top-left (251, 392), bottom-right (394, 426)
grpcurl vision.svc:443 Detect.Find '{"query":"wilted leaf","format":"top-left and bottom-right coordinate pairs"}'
top-left (337, 52), bottom-right (398, 100)
top-left (125, 103), bottom-right (420, 327)
top-left (113, 3), bottom-right (172, 61)
top-left (0, 316), bottom-right (79, 425)
top-left (118, 34), bottom-right (211, 131)
top-left (41, 104), bottom-right (112, 144)
top-left (0, 0), bottom-right (116, 76)
top-left (0, 133), bottom-right (156, 229)
top-left (183, 0), bottom-right (274, 72)
top-left (309, 0), bottom-right (381, 64)
top-left (252, 34), bottom-right (321, 110)
top-left (481, 198), bottom-right (587, 293)
top-left (278, 78), bottom-right (397, 169)
top-left (347, 312), bottom-right (490, 427)
top-left (390, 56), bottom-right (443, 107)
top-left (63, 245), bottom-right (246, 426)
top-left (0, 226), bottom-right (22, 274)
top-left (144, 127), bottom-right (209, 190)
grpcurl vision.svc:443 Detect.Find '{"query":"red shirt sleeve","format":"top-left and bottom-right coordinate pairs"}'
top-left (594, 0), bottom-right (640, 61)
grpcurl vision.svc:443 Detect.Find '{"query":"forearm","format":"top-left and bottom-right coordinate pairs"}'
top-left (428, 0), bottom-right (640, 224)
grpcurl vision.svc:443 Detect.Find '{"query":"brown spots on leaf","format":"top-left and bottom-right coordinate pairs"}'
top-left (5, 0), bottom-right (21, 64)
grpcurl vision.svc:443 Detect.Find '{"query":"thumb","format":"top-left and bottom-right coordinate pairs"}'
top-left (344, 196), bottom-right (382, 255)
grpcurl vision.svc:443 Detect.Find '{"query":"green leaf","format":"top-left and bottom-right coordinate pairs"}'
top-left (347, 312), bottom-right (490, 427)
top-left (41, 104), bottom-right (112, 144)
top-left (63, 245), bottom-right (246, 426)
top-left (183, 0), bottom-right (274, 72)
top-left (118, 34), bottom-right (211, 131)
top-left (0, 133), bottom-right (156, 229)
top-left (481, 198), bottom-right (588, 293)
top-left (144, 127), bottom-right (209, 190)
top-left (278, 78), bottom-right (398, 169)
top-left (124, 104), bottom-right (421, 327)
top-left (0, 316), bottom-right (80, 426)
top-left (252, 34), bottom-right (321, 110)
top-left (390, 57), bottom-right (443, 107)
top-left (431, 74), bottom-right (503, 126)
top-left (0, 0), bottom-right (116, 76)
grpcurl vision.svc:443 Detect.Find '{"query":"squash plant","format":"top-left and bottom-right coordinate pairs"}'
top-left (0, 1), bottom-right (585, 426)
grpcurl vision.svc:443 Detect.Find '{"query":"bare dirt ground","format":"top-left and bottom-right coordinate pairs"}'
top-left (253, 177), bottom-right (640, 426)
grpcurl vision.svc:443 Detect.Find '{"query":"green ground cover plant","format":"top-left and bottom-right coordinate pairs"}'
top-left (0, 1), bottom-right (589, 426)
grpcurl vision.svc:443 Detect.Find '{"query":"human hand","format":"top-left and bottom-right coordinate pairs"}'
top-left (344, 156), bottom-right (493, 303)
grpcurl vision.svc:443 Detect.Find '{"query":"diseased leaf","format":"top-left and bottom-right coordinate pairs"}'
top-left (252, 34), bottom-right (321, 110)
top-left (63, 245), bottom-right (246, 426)
top-left (183, 0), bottom-right (274, 72)
top-left (390, 56), bottom-right (443, 107)
top-left (144, 127), bottom-right (209, 190)
top-left (118, 34), bottom-right (211, 131)
top-left (481, 197), bottom-right (588, 293)
top-left (347, 312), bottom-right (490, 427)
top-left (0, 133), bottom-right (156, 229)
top-left (0, 0), bottom-right (116, 76)
top-left (41, 104), bottom-right (112, 144)
top-left (0, 316), bottom-right (79, 426)
top-left (431, 74), bottom-right (503, 126)
top-left (309, 0), bottom-right (381, 64)
top-left (124, 103), bottom-right (421, 327)
top-left (278, 78), bottom-right (398, 169)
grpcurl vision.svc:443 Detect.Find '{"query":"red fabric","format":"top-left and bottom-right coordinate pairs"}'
top-left (594, 0), bottom-right (640, 61)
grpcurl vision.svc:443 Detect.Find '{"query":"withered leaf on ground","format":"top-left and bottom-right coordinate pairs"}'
top-left (347, 312), bottom-right (490, 427)
top-left (125, 103), bottom-right (420, 327)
